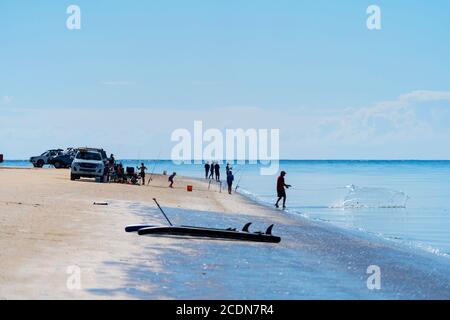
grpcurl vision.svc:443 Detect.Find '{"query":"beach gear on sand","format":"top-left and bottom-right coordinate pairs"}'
top-left (125, 198), bottom-right (281, 243)
top-left (126, 223), bottom-right (281, 243)
top-left (136, 225), bottom-right (280, 243)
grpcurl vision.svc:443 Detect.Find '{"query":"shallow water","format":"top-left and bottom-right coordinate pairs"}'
top-left (233, 160), bottom-right (450, 258)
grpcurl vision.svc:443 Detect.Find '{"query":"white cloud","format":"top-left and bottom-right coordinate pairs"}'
top-left (398, 90), bottom-right (450, 102)
top-left (319, 90), bottom-right (450, 144)
top-left (2, 90), bottom-right (450, 159)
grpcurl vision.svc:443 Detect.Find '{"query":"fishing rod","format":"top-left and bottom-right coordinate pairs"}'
top-left (208, 176), bottom-right (223, 193)
top-left (234, 164), bottom-right (245, 192)
top-left (147, 149), bottom-right (161, 185)
top-left (153, 198), bottom-right (173, 226)
top-left (232, 167), bottom-right (242, 176)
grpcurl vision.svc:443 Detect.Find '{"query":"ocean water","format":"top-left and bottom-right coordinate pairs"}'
top-left (230, 160), bottom-right (450, 257)
top-left (3, 159), bottom-right (450, 258)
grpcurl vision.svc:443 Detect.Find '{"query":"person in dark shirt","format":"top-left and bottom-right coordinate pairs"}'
top-left (214, 162), bottom-right (220, 181)
top-left (138, 163), bottom-right (147, 186)
top-left (204, 162), bottom-right (210, 179)
top-left (168, 172), bottom-right (176, 188)
top-left (275, 171), bottom-right (291, 209)
top-left (226, 163), bottom-right (231, 175)
top-left (209, 162), bottom-right (215, 179)
top-left (226, 170), bottom-right (234, 194)
top-left (109, 154), bottom-right (115, 166)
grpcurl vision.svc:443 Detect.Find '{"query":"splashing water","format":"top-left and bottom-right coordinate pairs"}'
top-left (332, 184), bottom-right (409, 209)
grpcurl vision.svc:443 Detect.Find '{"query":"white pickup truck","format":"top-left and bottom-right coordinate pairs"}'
top-left (70, 149), bottom-right (106, 182)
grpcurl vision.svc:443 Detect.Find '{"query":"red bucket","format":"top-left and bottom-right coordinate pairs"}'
top-left (187, 185), bottom-right (193, 192)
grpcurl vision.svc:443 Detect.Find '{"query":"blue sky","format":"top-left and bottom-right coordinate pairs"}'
top-left (1, 0), bottom-right (450, 159)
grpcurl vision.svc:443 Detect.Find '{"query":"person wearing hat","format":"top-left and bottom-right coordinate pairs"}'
top-left (275, 171), bottom-right (291, 209)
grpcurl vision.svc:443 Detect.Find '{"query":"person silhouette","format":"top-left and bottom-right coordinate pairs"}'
top-left (168, 172), bottom-right (176, 188)
top-left (204, 162), bottom-right (210, 179)
top-left (214, 162), bottom-right (220, 181)
top-left (227, 170), bottom-right (234, 194)
top-left (138, 163), bottom-right (147, 186)
top-left (275, 171), bottom-right (291, 209)
top-left (209, 161), bottom-right (215, 179)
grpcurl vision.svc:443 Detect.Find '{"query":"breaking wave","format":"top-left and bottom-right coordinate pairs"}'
top-left (331, 184), bottom-right (409, 209)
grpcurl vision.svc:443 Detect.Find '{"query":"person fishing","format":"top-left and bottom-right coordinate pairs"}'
top-left (138, 162), bottom-right (147, 186)
top-left (226, 163), bottom-right (231, 175)
top-left (214, 162), bottom-right (220, 181)
top-left (204, 162), bottom-right (210, 179)
top-left (209, 161), bottom-right (215, 179)
top-left (275, 171), bottom-right (291, 209)
top-left (226, 170), bottom-right (234, 194)
top-left (109, 154), bottom-right (115, 166)
top-left (168, 172), bottom-right (176, 188)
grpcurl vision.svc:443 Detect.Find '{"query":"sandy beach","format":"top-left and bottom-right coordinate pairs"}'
top-left (2, 167), bottom-right (450, 299)
top-left (0, 168), bottom-right (289, 299)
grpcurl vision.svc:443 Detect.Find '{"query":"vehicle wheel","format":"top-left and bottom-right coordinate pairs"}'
top-left (71, 174), bottom-right (78, 181)
top-left (37, 160), bottom-right (45, 168)
top-left (54, 161), bottom-right (61, 169)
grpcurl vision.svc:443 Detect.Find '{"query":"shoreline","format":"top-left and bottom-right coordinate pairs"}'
top-left (1, 168), bottom-right (450, 299)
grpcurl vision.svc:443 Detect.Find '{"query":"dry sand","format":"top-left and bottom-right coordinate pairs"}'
top-left (0, 168), bottom-right (290, 299)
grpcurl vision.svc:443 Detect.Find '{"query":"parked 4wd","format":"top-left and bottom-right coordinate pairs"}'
top-left (71, 149), bottom-right (106, 182)
top-left (29, 149), bottom-right (63, 168)
top-left (48, 148), bottom-right (77, 168)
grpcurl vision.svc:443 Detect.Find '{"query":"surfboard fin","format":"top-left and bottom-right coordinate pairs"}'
top-left (242, 222), bottom-right (252, 232)
top-left (265, 224), bottom-right (274, 235)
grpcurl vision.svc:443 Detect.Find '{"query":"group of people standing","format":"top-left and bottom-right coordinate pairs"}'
top-left (204, 161), bottom-right (235, 194)
top-left (204, 161), bottom-right (221, 181)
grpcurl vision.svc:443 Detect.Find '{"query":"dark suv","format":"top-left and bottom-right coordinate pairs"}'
top-left (48, 148), bottom-right (77, 168)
